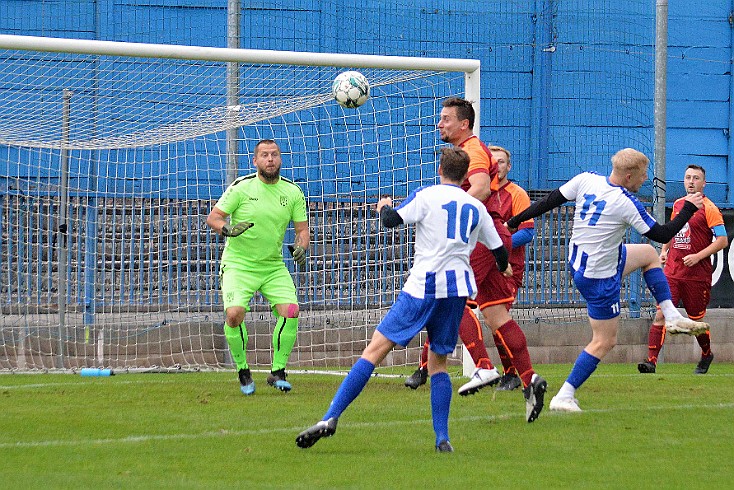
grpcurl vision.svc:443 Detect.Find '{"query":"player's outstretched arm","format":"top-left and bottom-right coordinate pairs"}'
top-left (644, 197), bottom-right (700, 244)
top-left (506, 188), bottom-right (568, 231)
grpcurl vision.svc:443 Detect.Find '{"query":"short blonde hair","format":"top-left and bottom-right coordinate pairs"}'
top-left (489, 145), bottom-right (511, 164)
top-left (611, 148), bottom-right (648, 174)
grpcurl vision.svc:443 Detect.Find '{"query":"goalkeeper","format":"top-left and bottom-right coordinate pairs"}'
top-left (206, 139), bottom-right (309, 395)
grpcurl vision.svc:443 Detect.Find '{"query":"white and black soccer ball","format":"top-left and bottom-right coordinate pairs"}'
top-left (332, 71), bottom-right (370, 108)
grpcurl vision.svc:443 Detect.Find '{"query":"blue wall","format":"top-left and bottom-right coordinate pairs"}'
top-left (0, 0), bottom-right (730, 206)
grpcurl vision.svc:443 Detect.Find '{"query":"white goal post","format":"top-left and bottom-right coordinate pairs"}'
top-left (0, 34), bottom-right (480, 373)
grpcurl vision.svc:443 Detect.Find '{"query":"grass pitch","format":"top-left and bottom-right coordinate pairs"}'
top-left (1, 363), bottom-right (733, 489)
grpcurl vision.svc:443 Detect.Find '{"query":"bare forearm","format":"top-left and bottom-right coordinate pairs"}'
top-left (206, 213), bottom-right (227, 235)
top-left (294, 229), bottom-right (310, 250)
top-left (695, 236), bottom-right (728, 261)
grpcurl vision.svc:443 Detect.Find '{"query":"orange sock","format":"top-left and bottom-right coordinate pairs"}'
top-left (646, 323), bottom-right (665, 364)
top-left (458, 306), bottom-right (493, 369)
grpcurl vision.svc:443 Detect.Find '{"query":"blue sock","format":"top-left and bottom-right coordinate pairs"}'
top-left (643, 267), bottom-right (672, 304)
top-left (566, 350), bottom-right (601, 389)
top-left (324, 358), bottom-right (374, 420)
top-left (430, 372), bottom-right (452, 445)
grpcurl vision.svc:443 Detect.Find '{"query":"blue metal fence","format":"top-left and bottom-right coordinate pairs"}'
top-left (0, 196), bottom-right (654, 317)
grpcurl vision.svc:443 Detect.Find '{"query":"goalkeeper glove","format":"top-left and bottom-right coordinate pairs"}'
top-left (221, 221), bottom-right (253, 237)
top-left (287, 244), bottom-right (307, 268)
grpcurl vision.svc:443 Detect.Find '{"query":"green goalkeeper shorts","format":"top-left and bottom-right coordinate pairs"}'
top-left (220, 264), bottom-right (298, 311)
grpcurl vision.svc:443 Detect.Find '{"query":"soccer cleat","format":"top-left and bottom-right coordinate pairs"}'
top-left (496, 373), bottom-right (522, 391)
top-left (238, 368), bottom-right (255, 396)
top-left (549, 395), bottom-right (582, 412)
top-left (435, 440), bottom-right (454, 453)
top-left (458, 367), bottom-right (501, 396)
top-left (523, 373), bottom-right (547, 423)
top-left (694, 353), bottom-right (714, 374)
top-left (296, 417), bottom-right (338, 449)
top-left (665, 317), bottom-right (709, 336)
top-left (404, 367), bottom-right (428, 390)
top-left (267, 369), bottom-right (292, 392)
top-left (637, 361), bottom-right (656, 374)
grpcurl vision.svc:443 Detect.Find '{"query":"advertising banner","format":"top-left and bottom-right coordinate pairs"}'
top-left (709, 208), bottom-right (733, 308)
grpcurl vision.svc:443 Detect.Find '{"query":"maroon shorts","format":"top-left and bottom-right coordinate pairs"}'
top-left (509, 269), bottom-right (524, 292)
top-left (471, 221), bottom-right (514, 309)
top-left (668, 277), bottom-right (710, 320)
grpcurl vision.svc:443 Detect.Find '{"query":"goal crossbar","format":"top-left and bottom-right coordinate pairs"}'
top-left (0, 34), bottom-right (482, 136)
top-left (0, 34), bottom-right (480, 73)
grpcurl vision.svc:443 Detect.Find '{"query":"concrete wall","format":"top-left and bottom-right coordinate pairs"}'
top-left (283, 307), bottom-right (734, 367)
top-left (1, 307), bottom-right (731, 371)
top-left (520, 308), bottom-right (734, 365)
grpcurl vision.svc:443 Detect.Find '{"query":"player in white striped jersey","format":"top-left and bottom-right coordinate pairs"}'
top-left (297, 147), bottom-right (511, 452)
top-left (507, 148), bottom-right (708, 413)
top-left (395, 182), bottom-right (502, 300)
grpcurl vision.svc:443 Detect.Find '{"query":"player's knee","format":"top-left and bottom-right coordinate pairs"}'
top-left (285, 303), bottom-right (299, 318)
top-left (225, 306), bottom-right (245, 327)
top-left (596, 335), bottom-right (617, 352)
top-left (642, 245), bottom-right (661, 267)
top-left (605, 337), bottom-right (617, 350)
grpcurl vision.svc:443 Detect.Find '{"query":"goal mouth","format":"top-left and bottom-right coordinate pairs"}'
top-left (0, 35), bottom-right (477, 372)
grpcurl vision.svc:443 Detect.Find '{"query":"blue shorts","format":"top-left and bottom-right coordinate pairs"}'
top-left (377, 292), bottom-right (466, 355)
top-left (571, 246), bottom-right (626, 320)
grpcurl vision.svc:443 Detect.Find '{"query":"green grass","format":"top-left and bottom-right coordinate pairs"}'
top-left (2, 363), bottom-right (733, 489)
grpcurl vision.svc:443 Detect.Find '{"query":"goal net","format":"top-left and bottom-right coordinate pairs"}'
top-left (0, 35), bottom-right (477, 372)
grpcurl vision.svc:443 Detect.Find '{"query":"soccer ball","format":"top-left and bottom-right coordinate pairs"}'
top-left (332, 71), bottom-right (370, 108)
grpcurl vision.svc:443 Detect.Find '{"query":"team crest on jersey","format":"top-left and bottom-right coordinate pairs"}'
top-left (673, 222), bottom-right (691, 248)
top-left (280, 196), bottom-right (288, 207)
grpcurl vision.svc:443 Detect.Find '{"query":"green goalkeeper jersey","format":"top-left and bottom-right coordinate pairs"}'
top-left (216, 173), bottom-right (307, 271)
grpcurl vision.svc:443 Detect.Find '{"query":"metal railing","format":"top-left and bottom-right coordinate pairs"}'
top-left (0, 196), bottom-right (654, 315)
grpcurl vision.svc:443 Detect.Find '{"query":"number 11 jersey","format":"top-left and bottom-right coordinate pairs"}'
top-left (559, 172), bottom-right (657, 279)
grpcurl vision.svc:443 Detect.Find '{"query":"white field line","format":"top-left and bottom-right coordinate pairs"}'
top-left (1, 370), bottom-right (733, 391)
top-left (1, 402), bottom-right (733, 450)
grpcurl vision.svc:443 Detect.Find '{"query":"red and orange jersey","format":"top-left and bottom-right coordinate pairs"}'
top-left (493, 178), bottom-right (535, 285)
top-left (458, 135), bottom-right (500, 219)
top-left (665, 195), bottom-right (725, 282)
top-left (492, 178), bottom-right (534, 230)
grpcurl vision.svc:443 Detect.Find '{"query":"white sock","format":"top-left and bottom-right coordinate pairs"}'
top-left (658, 300), bottom-right (682, 321)
top-left (556, 381), bottom-right (576, 399)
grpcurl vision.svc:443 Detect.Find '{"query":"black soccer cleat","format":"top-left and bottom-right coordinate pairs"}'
top-left (238, 368), bottom-right (255, 395)
top-left (523, 374), bottom-right (547, 423)
top-left (296, 417), bottom-right (338, 449)
top-left (637, 361), bottom-right (656, 374)
top-left (404, 367), bottom-right (428, 389)
top-left (496, 373), bottom-right (522, 391)
top-left (267, 369), bottom-right (292, 392)
top-left (694, 353), bottom-right (714, 374)
top-left (435, 440), bottom-right (454, 453)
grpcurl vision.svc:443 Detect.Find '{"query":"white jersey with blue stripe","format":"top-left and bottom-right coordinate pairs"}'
top-left (559, 172), bottom-right (657, 279)
top-left (395, 183), bottom-right (504, 299)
